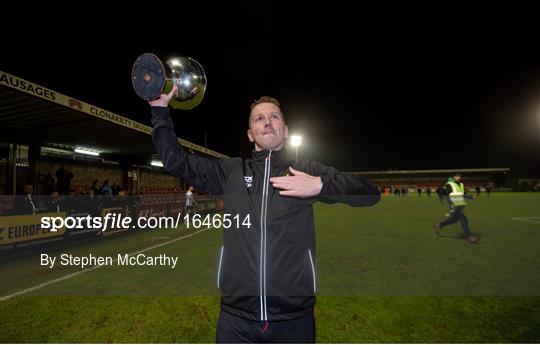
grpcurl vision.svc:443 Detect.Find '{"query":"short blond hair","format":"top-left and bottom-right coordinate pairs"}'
top-left (250, 96), bottom-right (281, 111)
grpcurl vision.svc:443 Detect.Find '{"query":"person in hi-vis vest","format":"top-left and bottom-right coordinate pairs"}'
top-left (433, 173), bottom-right (478, 243)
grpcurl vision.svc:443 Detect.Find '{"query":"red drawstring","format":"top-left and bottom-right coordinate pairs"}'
top-left (262, 321), bottom-right (269, 333)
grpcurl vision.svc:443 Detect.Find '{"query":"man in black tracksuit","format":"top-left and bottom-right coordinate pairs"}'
top-left (150, 88), bottom-right (380, 343)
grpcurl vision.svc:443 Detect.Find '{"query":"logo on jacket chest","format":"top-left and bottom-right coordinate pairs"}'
top-left (244, 176), bottom-right (253, 188)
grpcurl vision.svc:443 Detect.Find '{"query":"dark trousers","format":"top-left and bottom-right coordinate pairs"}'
top-left (216, 310), bottom-right (315, 343)
top-left (439, 205), bottom-right (471, 236)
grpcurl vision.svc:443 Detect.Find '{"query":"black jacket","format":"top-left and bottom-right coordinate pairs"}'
top-left (12, 194), bottom-right (38, 215)
top-left (151, 107), bottom-right (380, 321)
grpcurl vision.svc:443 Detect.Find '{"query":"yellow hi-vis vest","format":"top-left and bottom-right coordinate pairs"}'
top-left (447, 181), bottom-right (466, 206)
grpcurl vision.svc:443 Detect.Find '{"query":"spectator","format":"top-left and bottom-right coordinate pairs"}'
top-left (185, 186), bottom-right (197, 215)
top-left (13, 184), bottom-right (38, 215)
top-left (56, 164), bottom-right (74, 195)
top-left (39, 172), bottom-right (55, 195)
top-left (101, 180), bottom-right (112, 197)
top-left (436, 185), bottom-right (445, 203)
top-left (486, 185), bottom-right (492, 197)
top-left (45, 190), bottom-right (63, 213)
top-left (112, 182), bottom-right (122, 196)
top-left (90, 180), bottom-right (100, 195)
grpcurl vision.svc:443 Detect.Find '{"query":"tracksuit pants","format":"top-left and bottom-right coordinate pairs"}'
top-left (216, 310), bottom-right (315, 343)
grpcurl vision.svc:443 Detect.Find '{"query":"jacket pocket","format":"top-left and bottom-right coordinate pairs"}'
top-left (217, 245), bottom-right (224, 288)
top-left (307, 249), bottom-right (316, 293)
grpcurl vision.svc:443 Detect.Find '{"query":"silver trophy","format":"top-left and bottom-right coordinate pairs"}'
top-left (131, 53), bottom-right (207, 110)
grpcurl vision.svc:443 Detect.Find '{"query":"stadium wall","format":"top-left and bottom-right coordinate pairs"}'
top-left (139, 169), bottom-right (181, 189)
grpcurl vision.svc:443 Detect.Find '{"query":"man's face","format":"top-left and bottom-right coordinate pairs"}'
top-left (247, 102), bottom-right (288, 151)
top-left (454, 175), bottom-right (462, 182)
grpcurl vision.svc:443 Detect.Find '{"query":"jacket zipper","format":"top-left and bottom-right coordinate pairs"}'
top-left (259, 150), bottom-right (272, 321)
top-left (217, 245), bottom-right (224, 288)
top-left (308, 249), bottom-right (316, 293)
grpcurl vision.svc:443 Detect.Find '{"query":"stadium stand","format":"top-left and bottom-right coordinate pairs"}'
top-left (347, 168), bottom-right (509, 194)
top-left (0, 70), bottom-right (224, 250)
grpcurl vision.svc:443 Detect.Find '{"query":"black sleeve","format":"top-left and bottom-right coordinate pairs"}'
top-left (297, 161), bottom-right (380, 207)
top-left (150, 106), bottom-right (234, 195)
top-left (442, 184), bottom-right (452, 196)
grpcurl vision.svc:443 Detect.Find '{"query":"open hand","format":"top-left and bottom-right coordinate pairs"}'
top-left (269, 167), bottom-right (323, 197)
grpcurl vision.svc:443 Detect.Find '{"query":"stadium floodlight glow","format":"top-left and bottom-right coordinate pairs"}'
top-left (290, 135), bottom-right (302, 162)
top-left (74, 147), bottom-right (100, 156)
top-left (290, 135), bottom-right (302, 147)
top-left (151, 160), bottom-right (164, 167)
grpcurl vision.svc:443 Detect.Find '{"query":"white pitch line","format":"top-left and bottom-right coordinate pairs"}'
top-left (510, 217), bottom-right (540, 224)
top-left (0, 227), bottom-right (212, 302)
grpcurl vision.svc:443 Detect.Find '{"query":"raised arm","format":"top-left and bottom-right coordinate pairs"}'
top-left (149, 87), bottom-right (231, 195)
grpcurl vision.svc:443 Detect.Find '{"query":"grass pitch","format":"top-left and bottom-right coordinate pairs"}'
top-left (0, 193), bottom-right (538, 342)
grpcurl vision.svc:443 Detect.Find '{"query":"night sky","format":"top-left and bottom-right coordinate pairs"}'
top-left (1, 6), bottom-right (539, 176)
